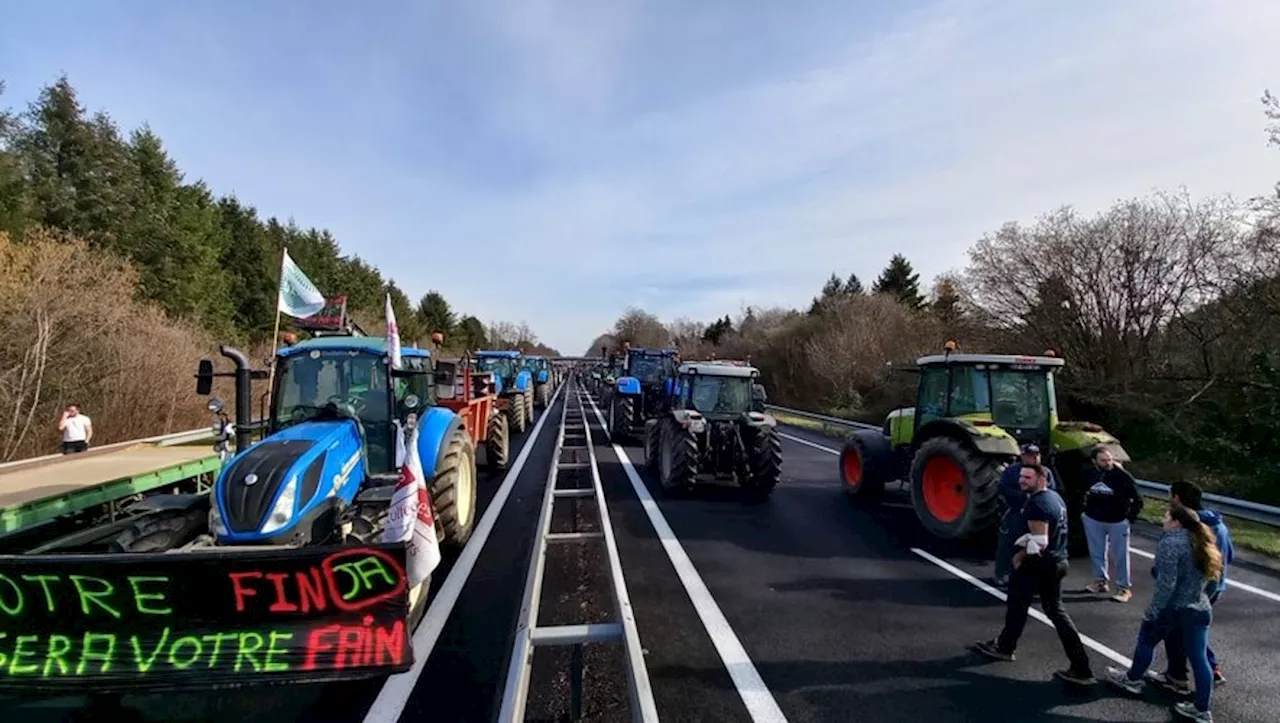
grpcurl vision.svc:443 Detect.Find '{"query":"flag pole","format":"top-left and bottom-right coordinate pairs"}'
top-left (265, 246), bottom-right (286, 408)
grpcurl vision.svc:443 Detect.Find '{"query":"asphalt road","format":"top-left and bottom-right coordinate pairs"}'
top-left (8, 384), bottom-right (1277, 722)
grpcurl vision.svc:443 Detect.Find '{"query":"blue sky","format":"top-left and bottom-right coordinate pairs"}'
top-left (3, 0), bottom-right (1279, 354)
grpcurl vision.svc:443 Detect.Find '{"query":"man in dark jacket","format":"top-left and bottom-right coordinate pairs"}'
top-left (1081, 446), bottom-right (1144, 602)
top-left (1147, 481), bottom-right (1234, 692)
top-left (994, 444), bottom-right (1058, 588)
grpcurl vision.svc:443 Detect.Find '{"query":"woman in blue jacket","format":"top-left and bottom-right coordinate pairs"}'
top-left (1105, 504), bottom-right (1222, 722)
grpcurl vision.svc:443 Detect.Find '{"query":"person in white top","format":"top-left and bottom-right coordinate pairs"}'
top-left (59, 404), bottom-right (92, 454)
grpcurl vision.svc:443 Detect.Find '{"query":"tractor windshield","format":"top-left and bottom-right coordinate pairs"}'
top-left (989, 369), bottom-right (1051, 431)
top-left (628, 355), bottom-right (669, 385)
top-left (273, 352), bottom-right (392, 429)
top-left (687, 375), bottom-right (752, 415)
top-left (477, 357), bottom-right (516, 379)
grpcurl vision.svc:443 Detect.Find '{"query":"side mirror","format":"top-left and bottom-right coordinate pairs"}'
top-left (751, 384), bottom-right (767, 402)
top-left (196, 359), bottom-right (214, 395)
top-left (403, 394), bottom-right (420, 410)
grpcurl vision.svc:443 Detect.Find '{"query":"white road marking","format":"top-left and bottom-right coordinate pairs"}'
top-left (584, 396), bottom-right (790, 723)
top-left (1129, 546), bottom-right (1280, 603)
top-left (363, 384), bottom-right (566, 723)
top-left (778, 431), bottom-right (839, 456)
top-left (778, 427), bottom-right (1280, 605)
top-left (911, 547), bottom-right (1134, 668)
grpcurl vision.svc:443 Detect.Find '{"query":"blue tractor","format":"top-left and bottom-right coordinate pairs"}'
top-left (608, 343), bottom-right (679, 442)
top-left (165, 334), bottom-right (478, 626)
top-left (522, 355), bottom-right (553, 409)
top-left (474, 349), bottom-right (535, 434)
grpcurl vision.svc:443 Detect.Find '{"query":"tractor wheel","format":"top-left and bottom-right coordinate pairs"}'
top-left (523, 390), bottom-right (535, 427)
top-left (643, 420), bottom-right (660, 473)
top-left (507, 396), bottom-right (527, 434)
top-left (535, 382), bottom-right (550, 409)
top-left (109, 508), bottom-right (207, 552)
top-left (486, 412), bottom-right (510, 473)
top-left (430, 428), bottom-right (478, 550)
top-left (658, 418), bottom-right (698, 495)
top-left (610, 396), bottom-right (635, 442)
top-left (740, 426), bottom-right (783, 498)
top-left (908, 437), bottom-right (1004, 539)
top-left (840, 431), bottom-right (890, 503)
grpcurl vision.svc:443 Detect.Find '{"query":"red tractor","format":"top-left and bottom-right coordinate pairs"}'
top-left (433, 350), bottom-right (511, 474)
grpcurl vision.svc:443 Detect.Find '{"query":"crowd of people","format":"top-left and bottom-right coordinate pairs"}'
top-left (974, 445), bottom-right (1235, 722)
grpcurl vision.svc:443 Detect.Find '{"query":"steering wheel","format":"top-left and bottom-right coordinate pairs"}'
top-left (326, 395), bottom-right (367, 417)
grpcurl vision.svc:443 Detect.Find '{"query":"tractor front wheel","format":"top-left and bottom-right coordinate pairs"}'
top-left (523, 390), bottom-right (535, 427)
top-left (908, 436), bottom-right (1003, 539)
top-left (431, 428), bottom-right (478, 550)
top-left (535, 382), bottom-right (550, 409)
top-left (487, 412), bottom-right (510, 473)
top-left (840, 431), bottom-right (891, 503)
top-left (508, 396), bottom-right (528, 434)
top-left (658, 418), bottom-right (697, 495)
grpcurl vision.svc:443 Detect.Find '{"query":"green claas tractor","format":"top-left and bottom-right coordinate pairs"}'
top-left (839, 345), bottom-right (1128, 551)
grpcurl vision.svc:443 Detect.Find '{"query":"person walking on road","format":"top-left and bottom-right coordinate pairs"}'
top-left (994, 444), bottom-right (1059, 588)
top-left (58, 404), bottom-right (92, 454)
top-left (1147, 481), bottom-right (1233, 692)
top-left (1105, 504), bottom-right (1222, 722)
top-left (1082, 446), bottom-right (1144, 602)
top-left (973, 462), bottom-right (1095, 687)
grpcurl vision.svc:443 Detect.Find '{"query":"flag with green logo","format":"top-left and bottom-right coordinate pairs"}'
top-left (278, 249), bottom-right (326, 319)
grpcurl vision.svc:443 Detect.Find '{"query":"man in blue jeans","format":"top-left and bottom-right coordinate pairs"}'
top-left (1148, 481), bottom-right (1233, 692)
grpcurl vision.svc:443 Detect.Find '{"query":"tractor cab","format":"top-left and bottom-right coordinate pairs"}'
top-left (523, 355), bottom-right (551, 385)
top-left (474, 350), bottom-right (521, 396)
top-left (270, 335), bottom-right (434, 476)
top-left (674, 361), bottom-right (767, 420)
top-left (911, 350), bottom-right (1061, 448)
top-left (607, 344), bottom-right (679, 441)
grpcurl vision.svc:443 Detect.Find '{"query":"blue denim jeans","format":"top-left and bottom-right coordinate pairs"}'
top-left (1083, 515), bottom-right (1131, 588)
top-left (1127, 608), bottom-right (1213, 713)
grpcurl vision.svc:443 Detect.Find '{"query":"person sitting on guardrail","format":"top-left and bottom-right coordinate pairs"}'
top-left (1145, 481), bottom-right (1234, 692)
top-left (994, 444), bottom-right (1059, 588)
top-left (58, 404), bottom-right (92, 454)
top-left (973, 462), bottom-right (1096, 687)
top-left (1104, 504), bottom-right (1221, 723)
top-left (1082, 446), bottom-right (1144, 602)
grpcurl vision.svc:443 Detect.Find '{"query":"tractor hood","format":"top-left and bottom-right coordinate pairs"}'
top-left (214, 419), bottom-right (364, 538)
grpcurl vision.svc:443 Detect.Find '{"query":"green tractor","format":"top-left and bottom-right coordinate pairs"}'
top-left (839, 344), bottom-right (1128, 551)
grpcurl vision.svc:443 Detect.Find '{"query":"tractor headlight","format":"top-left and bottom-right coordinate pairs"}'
top-left (260, 477), bottom-right (298, 535)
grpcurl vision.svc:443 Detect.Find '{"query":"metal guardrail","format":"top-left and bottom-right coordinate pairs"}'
top-left (0, 418), bottom-right (266, 474)
top-left (766, 404), bottom-right (1280, 529)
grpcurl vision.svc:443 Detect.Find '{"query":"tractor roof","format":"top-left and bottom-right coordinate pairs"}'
top-left (916, 352), bottom-right (1064, 369)
top-left (475, 350), bottom-right (521, 359)
top-left (678, 362), bottom-right (759, 378)
top-left (279, 335), bottom-right (431, 359)
top-left (628, 347), bottom-right (677, 356)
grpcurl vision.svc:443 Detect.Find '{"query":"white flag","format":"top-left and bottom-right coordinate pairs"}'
top-left (385, 293), bottom-right (402, 370)
top-left (381, 424), bottom-right (442, 587)
top-left (278, 249), bottom-right (327, 319)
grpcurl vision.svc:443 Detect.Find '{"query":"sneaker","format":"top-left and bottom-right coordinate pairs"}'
top-left (1105, 666), bottom-right (1143, 694)
top-left (1056, 668), bottom-right (1097, 686)
top-left (972, 639), bottom-right (1014, 662)
top-left (1212, 666), bottom-right (1225, 686)
top-left (1085, 580), bottom-right (1109, 594)
top-left (1145, 670), bottom-right (1191, 695)
top-left (1111, 588), bottom-right (1132, 603)
top-left (1173, 700), bottom-right (1213, 721)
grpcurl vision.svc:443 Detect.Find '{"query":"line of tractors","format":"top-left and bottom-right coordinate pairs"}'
top-left (581, 342), bottom-right (784, 499)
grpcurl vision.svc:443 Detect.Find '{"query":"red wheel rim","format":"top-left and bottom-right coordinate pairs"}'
top-left (841, 448), bottom-right (862, 488)
top-left (922, 455), bottom-right (966, 523)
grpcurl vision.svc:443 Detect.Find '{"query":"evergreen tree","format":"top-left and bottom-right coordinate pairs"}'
top-left (872, 254), bottom-right (925, 309)
top-left (930, 276), bottom-right (962, 325)
top-left (843, 272), bottom-right (864, 295)
top-left (416, 290), bottom-right (455, 337)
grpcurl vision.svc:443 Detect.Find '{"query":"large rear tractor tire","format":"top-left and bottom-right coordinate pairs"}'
top-left (840, 431), bottom-right (892, 503)
top-left (908, 436), bottom-right (1004, 540)
top-left (431, 429), bottom-right (478, 551)
top-left (486, 411), bottom-right (510, 473)
top-left (610, 396), bottom-right (635, 443)
top-left (658, 418), bottom-right (698, 495)
top-left (740, 426), bottom-right (783, 498)
top-left (507, 395), bottom-right (528, 434)
top-left (643, 420), bottom-right (660, 474)
top-left (523, 389), bottom-right (535, 427)
top-left (535, 382), bottom-right (550, 409)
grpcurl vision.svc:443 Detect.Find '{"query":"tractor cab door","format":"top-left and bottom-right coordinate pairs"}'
top-left (914, 365), bottom-right (950, 431)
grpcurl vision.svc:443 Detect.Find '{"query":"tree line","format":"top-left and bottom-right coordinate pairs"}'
top-left (588, 91), bottom-right (1280, 505)
top-left (0, 76), bottom-right (555, 460)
